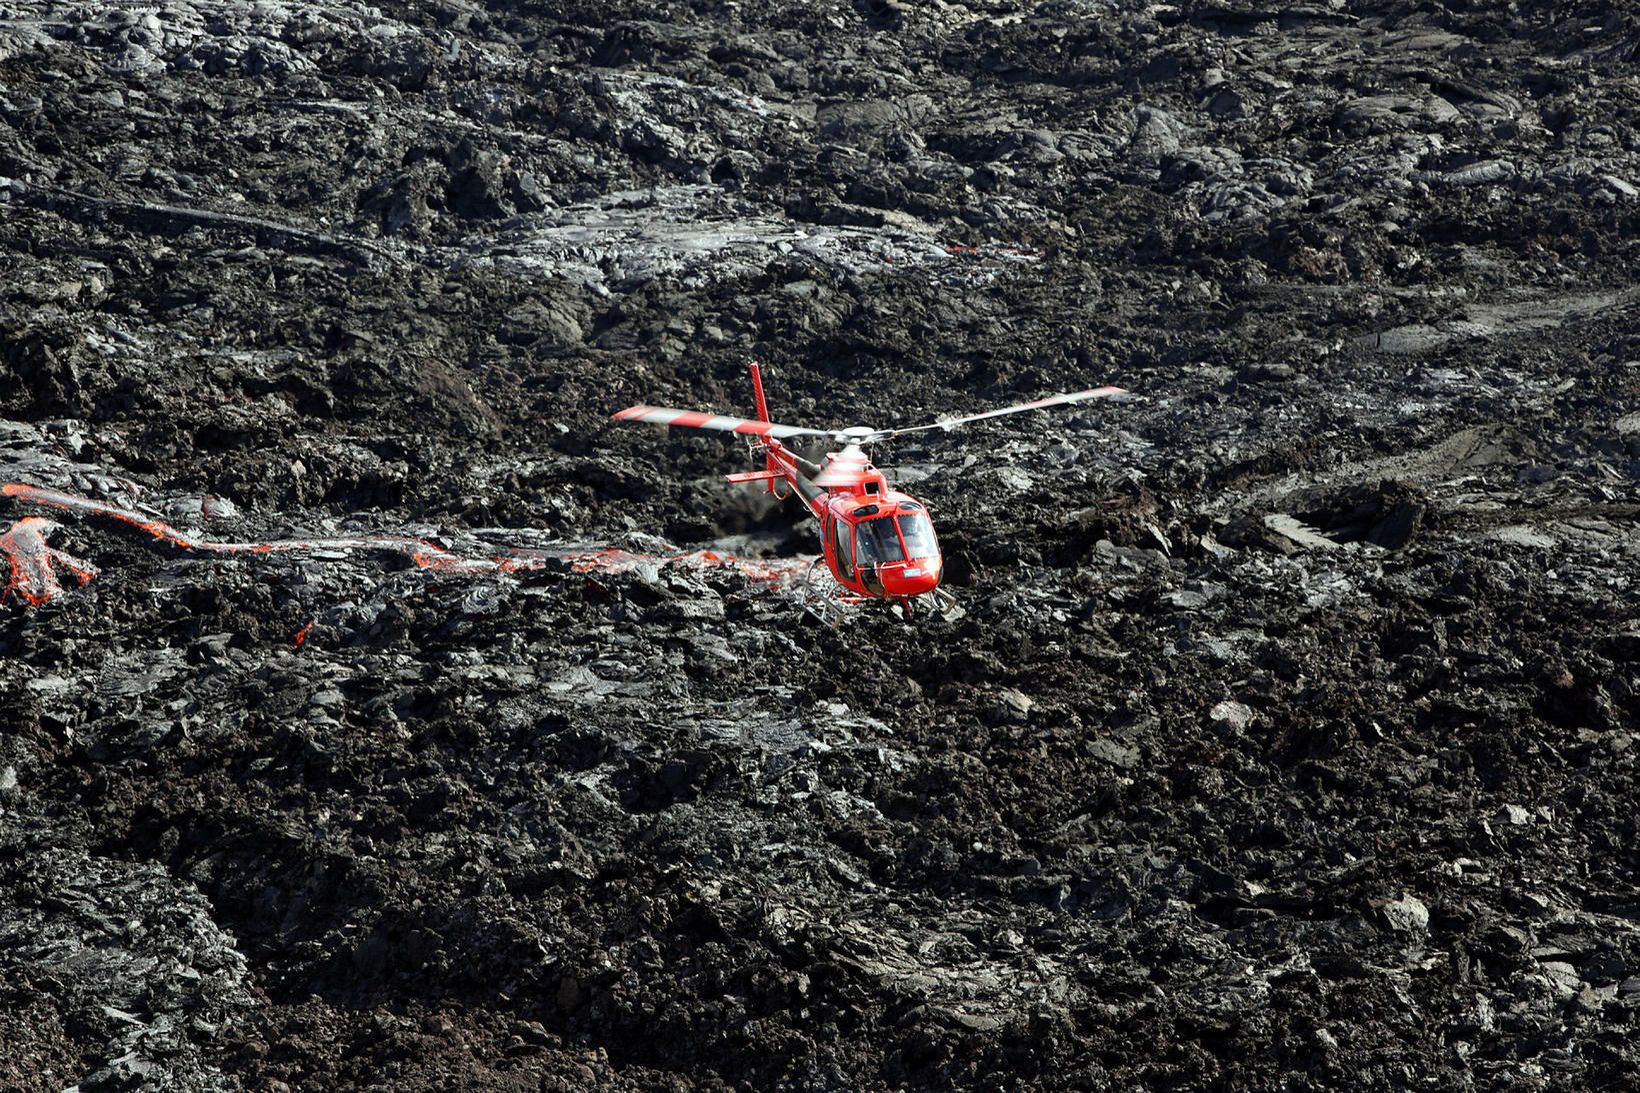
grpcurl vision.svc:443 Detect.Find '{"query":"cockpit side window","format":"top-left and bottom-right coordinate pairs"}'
top-left (897, 512), bottom-right (937, 557)
top-left (832, 517), bottom-right (854, 579)
top-left (856, 516), bottom-right (906, 565)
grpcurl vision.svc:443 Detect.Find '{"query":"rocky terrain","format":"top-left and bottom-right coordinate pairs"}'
top-left (3, 0), bottom-right (1639, 1088)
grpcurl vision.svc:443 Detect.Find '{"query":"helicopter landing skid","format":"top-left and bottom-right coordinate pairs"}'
top-left (800, 558), bottom-right (961, 625)
top-left (800, 557), bottom-right (858, 626)
top-left (892, 586), bottom-right (964, 622)
top-left (924, 586), bottom-right (965, 621)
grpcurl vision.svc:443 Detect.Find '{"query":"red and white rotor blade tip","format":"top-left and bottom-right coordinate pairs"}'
top-left (871, 386), bottom-right (1130, 440)
top-left (611, 405), bottom-right (829, 441)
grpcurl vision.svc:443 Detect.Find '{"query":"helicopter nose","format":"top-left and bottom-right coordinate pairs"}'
top-left (880, 559), bottom-right (941, 598)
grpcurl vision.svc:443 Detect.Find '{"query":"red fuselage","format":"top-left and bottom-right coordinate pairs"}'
top-left (762, 438), bottom-right (942, 603)
top-left (613, 361), bottom-right (1126, 608)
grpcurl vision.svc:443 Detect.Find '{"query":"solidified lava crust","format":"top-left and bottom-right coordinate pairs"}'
top-left (3, 1), bottom-right (1640, 1090)
top-left (1, 481), bottom-right (801, 590)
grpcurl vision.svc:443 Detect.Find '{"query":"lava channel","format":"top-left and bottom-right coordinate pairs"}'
top-left (0, 516), bottom-right (99, 607)
top-left (2, 482), bottom-right (813, 606)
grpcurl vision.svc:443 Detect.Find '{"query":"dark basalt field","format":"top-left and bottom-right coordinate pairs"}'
top-left (3, 1), bottom-right (1639, 1089)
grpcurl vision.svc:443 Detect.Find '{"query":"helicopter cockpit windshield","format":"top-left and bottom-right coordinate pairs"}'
top-left (855, 516), bottom-right (904, 566)
top-left (897, 511), bottom-right (937, 557)
top-left (854, 509), bottom-right (938, 569)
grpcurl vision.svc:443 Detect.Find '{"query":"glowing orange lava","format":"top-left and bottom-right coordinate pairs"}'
top-left (3, 482), bottom-right (811, 606)
top-left (0, 516), bottom-right (99, 607)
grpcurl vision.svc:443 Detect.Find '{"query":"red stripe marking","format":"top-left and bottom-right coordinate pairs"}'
top-left (613, 405), bottom-right (652, 420)
top-left (669, 411), bottom-right (714, 428)
top-left (733, 421), bottom-right (774, 435)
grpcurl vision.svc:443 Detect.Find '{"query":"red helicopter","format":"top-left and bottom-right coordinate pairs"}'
top-left (613, 363), bottom-right (1128, 613)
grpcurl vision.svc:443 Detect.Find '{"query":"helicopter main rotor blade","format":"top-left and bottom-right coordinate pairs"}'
top-left (864, 385), bottom-right (1131, 442)
top-left (612, 405), bottom-right (833, 441)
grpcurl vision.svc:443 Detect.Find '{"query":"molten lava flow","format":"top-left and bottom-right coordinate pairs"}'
top-left (3, 482), bottom-right (812, 606)
top-left (2, 482), bottom-right (561, 574)
top-left (0, 516), bottom-right (99, 607)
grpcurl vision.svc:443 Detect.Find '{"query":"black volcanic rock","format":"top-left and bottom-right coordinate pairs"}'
top-left (1, 0), bottom-right (1638, 1089)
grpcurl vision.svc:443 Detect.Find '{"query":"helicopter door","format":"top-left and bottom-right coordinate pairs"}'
top-left (830, 516), bottom-right (855, 581)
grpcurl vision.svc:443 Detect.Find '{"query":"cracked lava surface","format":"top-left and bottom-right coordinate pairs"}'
top-left (2, 482), bottom-right (813, 606)
top-left (4, 1), bottom-right (1640, 1089)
